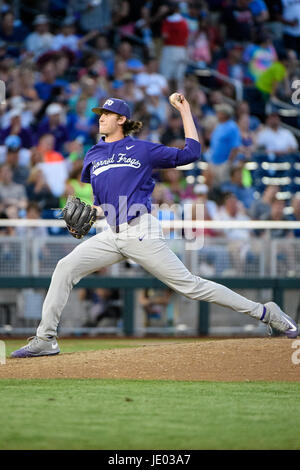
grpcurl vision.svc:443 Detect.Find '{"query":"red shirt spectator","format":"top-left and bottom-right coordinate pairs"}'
top-left (161, 13), bottom-right (188, 47)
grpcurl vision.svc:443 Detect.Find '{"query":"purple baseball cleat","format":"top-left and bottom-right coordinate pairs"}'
top-left (11, 336), bottom-right (60, 358)
top-left (261, 302), bottom-right (298, 338)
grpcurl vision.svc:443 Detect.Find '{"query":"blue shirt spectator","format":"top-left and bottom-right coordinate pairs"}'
top-left (36, 103), bottom-right (69, 154)
top-left (221, 165), bottom-right (255, 210)
top-left (210, 104), bottom-right (241, 165)
top-left (249, 0), bottom-right (268, 18)
top-left (0, 109), bottom-right (34, 148)
top-left (0, 10), bottom-right (29, 58)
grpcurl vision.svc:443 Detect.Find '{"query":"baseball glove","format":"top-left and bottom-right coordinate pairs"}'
top-left (62, 196), bottom-right (97, 239)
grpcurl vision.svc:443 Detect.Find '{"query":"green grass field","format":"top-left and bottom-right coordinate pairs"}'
top-left (1, 339), bottom-right (300, 450)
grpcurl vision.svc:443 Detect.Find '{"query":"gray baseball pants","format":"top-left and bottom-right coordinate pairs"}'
top-left (37, 214), bottom-right (264, 338)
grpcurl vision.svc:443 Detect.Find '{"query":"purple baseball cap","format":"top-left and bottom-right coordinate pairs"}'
top-left (92, 98), bottom-right (131, 119)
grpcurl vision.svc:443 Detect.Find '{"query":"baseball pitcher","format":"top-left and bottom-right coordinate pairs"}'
top-left (12, 95), bottom-right (298, 357)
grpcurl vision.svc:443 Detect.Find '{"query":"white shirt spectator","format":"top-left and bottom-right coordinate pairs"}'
top-left (135, 72), bottom-right (168, 94)
top-left (0, 145), bottom-right (31, 167)
top-left (38, 161), bottom-right (68, 197)
top-left (256, 126), bottom-right (298, 153)
top-left (214, 208), bottom-right (250, 240)
top-left (51, 34), bottom-right (79, 52)
top-left (282, 0), bottom-right (300, 36)
top-left (25, 31), bottom-right (54, 59)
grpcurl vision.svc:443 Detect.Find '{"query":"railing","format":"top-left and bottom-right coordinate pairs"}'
top-left (193, 66), bottom-right (244, 102)
top-left (0, 220), bottom-right (300, 278)
top-left (0, 275), bottom-right (299, 336)
top-left (0, 220), bottom-right (299, 336)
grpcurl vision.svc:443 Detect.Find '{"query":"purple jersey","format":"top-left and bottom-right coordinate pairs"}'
top-left (81, 135), bottom-right (201, 226)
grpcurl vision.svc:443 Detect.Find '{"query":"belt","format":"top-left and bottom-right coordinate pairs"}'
top-left (109, 216), bottom-right (141, 233)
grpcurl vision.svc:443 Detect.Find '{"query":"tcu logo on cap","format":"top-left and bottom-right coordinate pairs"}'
top-left (104, 99), bottom-right (114, 106)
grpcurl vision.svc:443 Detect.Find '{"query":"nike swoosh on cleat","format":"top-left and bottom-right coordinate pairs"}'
top-left (139, 234), bottom-right (145, 241)
top-left (283, 313), bottom-right (297, 331)
top-left (126, 145), bottom-right (135, 150)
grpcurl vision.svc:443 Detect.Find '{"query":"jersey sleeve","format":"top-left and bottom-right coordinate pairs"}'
top-left (148, 138), bottom-right (201, 169)
top-left (81, 156), bottom-right (92, 183)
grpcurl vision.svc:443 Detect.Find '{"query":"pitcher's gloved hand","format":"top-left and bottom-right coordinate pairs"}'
top-left (62, 196), bottom-right (97, 239)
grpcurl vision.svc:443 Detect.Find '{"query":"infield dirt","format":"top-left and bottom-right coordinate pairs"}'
top-left (1, 338), bottom-right (300, 381)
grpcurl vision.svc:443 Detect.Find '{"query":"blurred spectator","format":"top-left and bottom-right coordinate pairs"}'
top-left (255, 50), bottom-right (289, 103)
top-left (0, 134), bottom-right (31, 167)
top-left (36, 134), bottom-right (65, 163)
top-left (135, 57), bottom-right (168, 96)
top-left (256, 112), bottom-right (298, 155)
top-left (117, 73), bottom-right (144, 111)
top-left (221, 0), bottom-right (255, 42)
top-left (107, 41), bottom-right (144, 78)
top-left (249, 184), bottom-right (279, 219)
top-left (264, 0), bottom-right (283, 40)
top-left (69, 0), bottom-right (112, 33)
top-left (216, 45), bottom-right (245, 97)
top-left (263, 198), bottom-right (290, 238)
top-left (214, 192), bottom-right (251, 240)
top-left (80, 287), bottom-right (121, 327)
top-left (198, 5), bottom-right (222, 56)
top-left (24, 14), bottom-right (53, 60)
top-left (182, 1), bottom-right (201, 43)
top-left (66, 98), bottom-right (95, 144)
top-left (160, 168), bottom-right (195, 204)
top-left (235, 100), bottom-right (261, 131)
top-left (278, 0), bottom-right (300, 55)
top-left (193, 182), bottom-right (219, 224)
top-left (243, 30), bottom-right (277, 83)
top-left (0, 211), bottom-right (15, 236)
top-left (25, 166), bottom-right (59, 211)
top-left (0, 108), bottom-right (33, 148)
top-left (55, 49), bottom-right (78, 83)
top-left (138, 288), bottom-right (173, 327)
top-left (12, 66), bottom-right (41, 113)
top-left (93, 34), bottom-right (115, 66)
top-left (36, 134), bottom-right (68, 197)
top-left (0, 10), bottom-right (28, 58)
top-left (208, 103), bottom-right (242, 185)
top-left (51, 17), bottom-right (99, 54)
top-left (69, 75), bottom-right (106, 120)
top-left (151, 182), bottom-right (174, 206)
top-left (145, 84), bottom-right (169, 128)
top-left (248, 0), bottom-right (269, 24)
top-left (65, 138), bottom-right (86, 162)
top-left (2, 135), bottom-right (29, 185)
top-left (135, 4), bottom-right (155, 56)
top-left (78, 51), bottom-right (107, 80)
top-left (221, 164), bottom-right (255, 210)
top-left (51, 17), bottom-right (80, 53)
top-left (290, 195), bottom-right (300, 237)
top-left (15, 202), bottom-right (48, 238)
top-left (188, 22), bottom-right (212, 66)
top-left (149, 2), bottom-right (170, 58)
top-left (36, 103), bottom-right (69, 154)
top-left (161, 112), bottom-right (185, 146)
top-left (0, 39), bottom-right (13, 64)
top-left (0, 163), bottom-right (27, 209)
top-left (237, 113), bottom-right (257, 160)
top-left (183, 74), bottom-right (206, 120)
top-left (34, 59), bottom-right (68, 101)
top-left (201, 89), bottom-right (225, 117)
top-left (159, 2), bottom-right (189, 89)
top-left (60, 161), bottom-right (93, 208)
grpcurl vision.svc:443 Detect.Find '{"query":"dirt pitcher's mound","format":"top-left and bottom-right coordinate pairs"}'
top-left (1, 338), bottom-right (300, 381)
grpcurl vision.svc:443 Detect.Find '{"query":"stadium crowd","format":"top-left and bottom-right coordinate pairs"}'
top-left (0, 0), bottom-right (300, 242)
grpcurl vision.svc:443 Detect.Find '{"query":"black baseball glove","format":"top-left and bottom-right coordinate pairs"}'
top-left (62, 196), bottom-right (97, 239)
